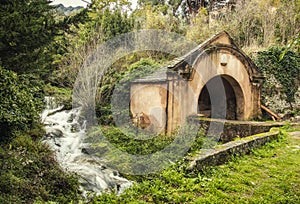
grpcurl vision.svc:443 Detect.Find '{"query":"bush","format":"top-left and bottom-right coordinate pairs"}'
top-left (96, 58), bottom-right (160, 125)
top-left (255, 47), bottom-right (300, 109)
top-left (0, 66), bottom-right (44, 141)
top-left (0, 132), bottom-right (80, 203)
top-left (44, 83), bottom-right (72, 110)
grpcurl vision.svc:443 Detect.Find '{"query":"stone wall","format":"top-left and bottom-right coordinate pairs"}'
top-left (192, 117), bottom-right (285, 142)
top-left (186, 130), bottom-right (280, 172)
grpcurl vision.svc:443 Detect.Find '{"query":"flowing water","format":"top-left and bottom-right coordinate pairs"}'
top-left (41, 97), bottom-right (132, 197)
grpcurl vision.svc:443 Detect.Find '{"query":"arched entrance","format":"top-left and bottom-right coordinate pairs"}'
top-left (198, 75), bottom-right (244, 120)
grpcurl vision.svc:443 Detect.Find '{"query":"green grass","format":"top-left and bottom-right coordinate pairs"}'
top-left (2, 125), bottom-right (298, 203)
top-left (0, 126), bottom-right (80, 203)
top-left (91, 129), bottom-right (300, 203)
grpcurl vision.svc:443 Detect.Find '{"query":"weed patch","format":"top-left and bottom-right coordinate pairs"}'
top-left (0, 129), bottom-right (80, 203)
top-left (92, 129), bottom-right (300, 203)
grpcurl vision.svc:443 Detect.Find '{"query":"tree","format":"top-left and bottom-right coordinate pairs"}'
top-left (139, 0), bottom-right (189, 17)
top-left (138, 0), bottom-right (166, 7)
top-left (0, 0), bottom-right (87, 78)
top-left (50, 2), bottom-right (134, 87)
top-left (186, 7), bottom-right (211, 43)
top-left (280, 32), bottom-right (300, 60)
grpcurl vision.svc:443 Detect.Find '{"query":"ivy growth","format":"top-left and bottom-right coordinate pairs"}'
top-left (255, 46), bottom-right (300, 109)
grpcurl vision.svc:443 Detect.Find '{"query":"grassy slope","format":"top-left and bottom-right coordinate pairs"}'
top-left (0, 127), bottom-right (80, 203)
top-left (93, 128), bottom-right (300, 203)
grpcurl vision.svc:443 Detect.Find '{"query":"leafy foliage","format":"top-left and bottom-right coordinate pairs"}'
top-left (0, 132), bottom-right (80, 203)
top-left (255, 47), bottom-right (300, 108)
top-left (44, 84), bottom-right (72, 110)
top-left (134, 3), bottom-right (184, 33)
top-left (50, 6), bottom-right (134, 87)
top-left (0, 0), bottom-right (87, 78)
top-left (280, 32), bottom-right (300, 60)
top-left (0, 0), bottom-right (56, 74)
top-left (138, 0), bottom-right (187, 18)
top-left (96, 58), bottom-right (160, 125)
top-left (186, 7), bottom-right (211, 43)
top-left (99, 8), bottom-right (134, 41)
top-left (184, 0), bottom-right (300, 50)
top-left (0, 67), bottom-right (45, 141)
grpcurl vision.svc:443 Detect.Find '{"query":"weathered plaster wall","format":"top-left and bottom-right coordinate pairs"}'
top-left (168, 49), bottom-right (261, 133)
top-left (189, 51), bottom-right (253, 119)
top-left (130, 82), bottom-right (167, 133)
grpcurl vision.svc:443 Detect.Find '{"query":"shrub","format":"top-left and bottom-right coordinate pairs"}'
top-left (96, 58), bottom-right (160, 125)
top-left (0, 133), bottom-right (80, 203)
top-left (0, 66), bottom-right (44, 141)
top-left (44, 83), bottom-right (72, 110)
top-left (255, 47), bottom-right (300, 109)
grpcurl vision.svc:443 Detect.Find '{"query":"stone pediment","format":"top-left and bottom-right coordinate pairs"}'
top-left (134, 31), bottom-right (263, 84)
top-left (167, 31), bottom-right (263, 82)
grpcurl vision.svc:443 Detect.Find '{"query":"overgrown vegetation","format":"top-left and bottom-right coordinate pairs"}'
top-left (91, 128), bottom-right (300, 203)
top-left (87, 125), bottom-right (204, 154)
top-left (0, 128), bottom-right (80, 203)
top-left (84, 123), bottom-right (204, 176)
top-left (255, 47), bottom-right (300, 112)
top-left (88, 126), bottom-right (174, 155)
top-left (97, 58), bottom-right (161, 125)
top-left (0, 0), bottom-right (299, 202)
top-left (185, 0), bottom-right (299, 49)
top-left (0, 67), bottom-right (44, 142)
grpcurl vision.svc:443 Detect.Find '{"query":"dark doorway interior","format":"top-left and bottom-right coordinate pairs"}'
top-left (198, 76), bottom-right (237, 120)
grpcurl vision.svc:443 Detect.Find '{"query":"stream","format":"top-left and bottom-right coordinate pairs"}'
top-left (41, 97), bottom-right (132, 197)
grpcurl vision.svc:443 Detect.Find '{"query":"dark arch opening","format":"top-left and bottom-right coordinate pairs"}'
top-left (198, 75), bottom-right (244, 120)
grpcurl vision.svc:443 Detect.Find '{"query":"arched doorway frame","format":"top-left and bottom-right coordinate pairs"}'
top-left (197, 74), bottom-right (245, 120)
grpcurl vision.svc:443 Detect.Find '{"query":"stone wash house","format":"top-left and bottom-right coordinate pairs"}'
top-left (130, 31), bottom-right (264, 134)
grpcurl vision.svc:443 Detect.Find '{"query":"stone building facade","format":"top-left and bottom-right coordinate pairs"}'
top-left (130, 31), bottom-right (263, 134)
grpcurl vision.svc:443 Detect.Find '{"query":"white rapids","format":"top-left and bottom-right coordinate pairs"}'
top-left (41, 97), bottom-right (132, 197)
